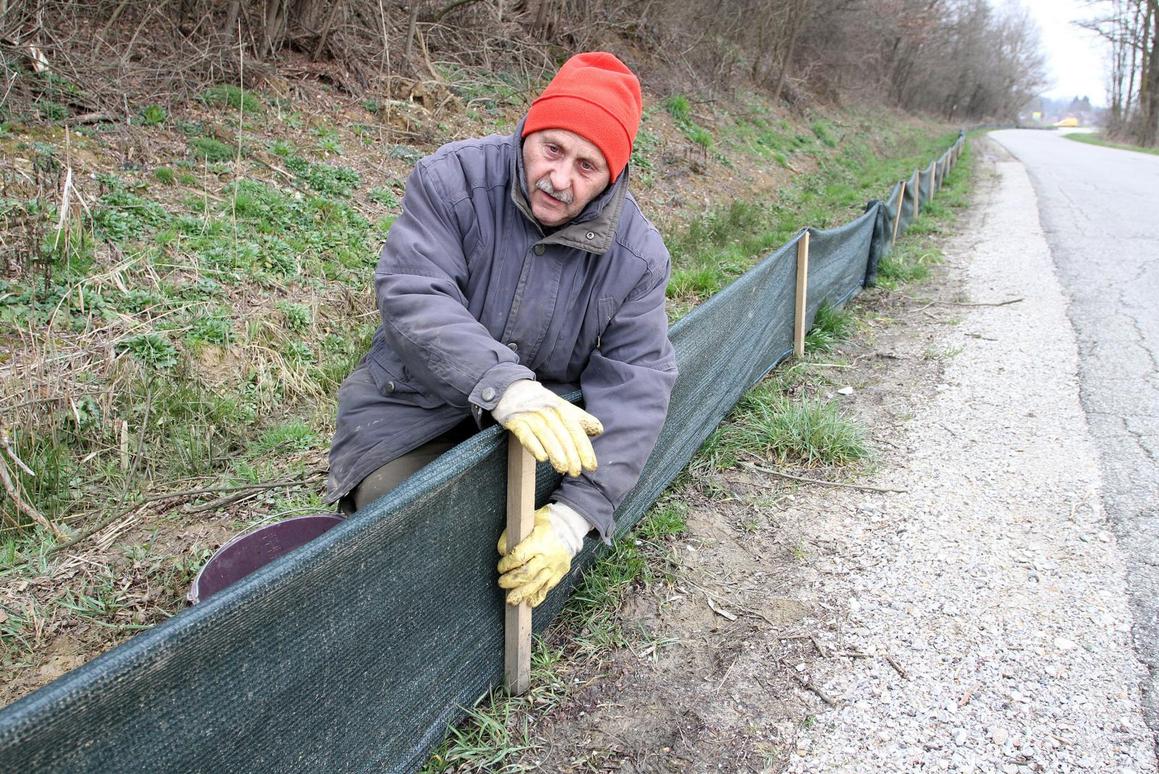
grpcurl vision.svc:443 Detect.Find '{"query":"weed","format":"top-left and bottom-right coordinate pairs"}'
top-left (153, 167), bottom-right (176, 185)
top-left (284, 156), bottom-right (360, 197)
top-left (277, 301), bottom-right (312, 332)
top-left (253, 421), bottom-right (318, 454)
top-left (202, 84), bottom-right (263, 115)
top-left (117, 333), bottom-right (179, 370)
top-left (93, 176), bottom-right (167, 243)
top-left (368, 187), bottom-right (398, 208)
top-left (665, 95), bottom-right (692, 123)
top-left (811, 120), bottom-right (838, 148)
top-left (701, 380), bottom-right (867, 471)
top-left (186, 313), bottom-right (233, 345)
top-left (805, 300), bottom-right (854, 353)
top-left (140, 105), bottom-right (167, 126)
top-left (189, 136), bottom-right (235, 163)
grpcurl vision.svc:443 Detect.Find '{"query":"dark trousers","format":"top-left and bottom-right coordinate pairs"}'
top-left (338, 419), bottom-right (477, 514)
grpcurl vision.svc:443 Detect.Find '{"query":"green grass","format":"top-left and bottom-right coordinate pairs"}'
top-left (1063, 132), bottom-right (1159, 156)
top-left (876, 139), bottom-right (973, 290)
top-left (696, 381), bottom-right (867, 472)
top-left (805, 300), bottom-right (854, 353)
top-left (201, 84), bottom-right (264, 116)
top-left (666, 122), bottom-right (962, 309)
top-left (665, 94), bottom-right (715, 150)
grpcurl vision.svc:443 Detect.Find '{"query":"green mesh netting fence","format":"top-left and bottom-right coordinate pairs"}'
top-left (0, 132), bottom-right (965, 774)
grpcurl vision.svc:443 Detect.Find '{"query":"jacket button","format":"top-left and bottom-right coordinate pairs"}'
top-left (533, 244), bottom-right (545, 255)
top-left (507, 342), bottom-right (518, 352)
top-left (386, 381), bottom-right (395, 393)
top-left (585, 231), bottom-right (595, 240)
top-left (481, 387), bottom-right (496, 401)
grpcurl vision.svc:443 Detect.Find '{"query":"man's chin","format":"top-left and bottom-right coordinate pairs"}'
top-left (532, 198), bottom-right (571, 227)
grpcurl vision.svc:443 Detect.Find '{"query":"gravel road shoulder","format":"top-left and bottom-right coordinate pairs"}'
top-left (782, 140), bottom-right (1156, 773)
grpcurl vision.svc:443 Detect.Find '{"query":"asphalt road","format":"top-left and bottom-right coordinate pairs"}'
top-left (991, 129), bottom-right (1159, 747)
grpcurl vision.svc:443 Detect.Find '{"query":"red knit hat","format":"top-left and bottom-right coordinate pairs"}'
top-left (522, 52), bottom-right (643, 182)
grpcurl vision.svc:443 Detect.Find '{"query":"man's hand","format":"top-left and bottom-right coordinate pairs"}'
top-left (497, 503), bottom-right (591, 607)
top-left (491, 380), bottom-right (603, 476)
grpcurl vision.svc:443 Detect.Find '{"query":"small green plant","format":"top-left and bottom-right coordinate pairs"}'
top-left (665, 94), bottom-right (715, 150)
top-left (253, 421), bottom-right (317, 454)
top-left (92, 178), bottom-right (168, 243)
top-left (202, 84), bottom-right (263, 115)
top-left (284, 156), bottom-right (360, 197)
top-left (665, 94), bottom-right (692, 123)
top-left (811, 120), bottom-right (838, 148)
top-left (368, 187), bottom-right (398, 208)
top-left (189, 136), bottom-right (235, 163)
top-left (277, 301), bottom-right (311, 332)
top-left (117, 333), bottom-right (179, 369)
top-left (877, 245), bottom-right (935, 289)
top-left (153, 167), bottom-right (176, 185)
top-left (805, 300), bottom-right (854, 353)
top-left (735, 392), bottom-right (867, 465)
top-left (187, 314), bottom-right (233, 345)
top-left (140, 105), bottom-right (167, 126)
top-left (37, 100), bottom-right (69, 121)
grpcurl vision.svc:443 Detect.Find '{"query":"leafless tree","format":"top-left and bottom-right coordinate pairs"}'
top-left (1081, 0), bottom-right (1159, 146)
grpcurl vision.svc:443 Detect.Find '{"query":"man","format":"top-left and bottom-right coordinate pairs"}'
top-left (326, 52), bottom-right (677, 608)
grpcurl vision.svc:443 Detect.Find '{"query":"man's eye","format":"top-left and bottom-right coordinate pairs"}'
top-left (544, 143), bottom-right (560, 155)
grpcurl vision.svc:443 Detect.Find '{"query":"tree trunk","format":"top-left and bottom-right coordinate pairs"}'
top-left (1142, 0), bottom-right (1159, 145)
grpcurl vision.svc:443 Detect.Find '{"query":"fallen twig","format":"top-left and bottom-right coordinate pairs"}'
top-left (790, 671), bottom-right (838, 707)
top-left (943, 297), bottom-right (1023, 307)
top-left (884, 653), bottom-right (908, 679)
top-left (739, 461), bottom-right (908, 494)
top-left (146, 476), bottom-right (324, 503)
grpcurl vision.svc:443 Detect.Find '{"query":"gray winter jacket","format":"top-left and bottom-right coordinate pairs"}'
top-left (325, 119), bottom-right (677, 539)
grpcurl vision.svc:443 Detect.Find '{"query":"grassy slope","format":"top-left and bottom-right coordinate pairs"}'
top-left (0, 68), bottom-right (955, 706)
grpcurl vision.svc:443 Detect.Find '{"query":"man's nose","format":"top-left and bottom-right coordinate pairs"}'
top-left (548, 163), bottom-right (572, 192)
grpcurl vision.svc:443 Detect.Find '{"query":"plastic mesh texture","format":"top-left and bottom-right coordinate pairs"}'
top-left (0, 134), bottom-right (963, 774)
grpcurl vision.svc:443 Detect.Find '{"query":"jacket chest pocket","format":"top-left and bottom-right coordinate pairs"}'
top-left (366, 345), bottom-right (446, 409)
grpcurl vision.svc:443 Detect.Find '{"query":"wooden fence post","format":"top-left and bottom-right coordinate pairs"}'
top-left (913, 171), bottom-right (920, 221)
top-left (793, 230), bottom-right (810, 358)
top-left (891, 180), bottom-right (906, 247)
top-left (504, 435), bottom-right (535, 695)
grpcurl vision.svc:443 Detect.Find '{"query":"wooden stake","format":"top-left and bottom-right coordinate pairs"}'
top-left (891, 180), bottom-right (906, 247)
top-left (504, 434), bottom-right (535, 695)
top-left (793, 230), bottom-right (810, 359)
top-left (913, 171), bottom-right (920, 220)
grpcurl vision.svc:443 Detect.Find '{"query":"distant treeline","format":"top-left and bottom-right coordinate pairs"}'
top-left (0, 0), bottom-right (1044, 121)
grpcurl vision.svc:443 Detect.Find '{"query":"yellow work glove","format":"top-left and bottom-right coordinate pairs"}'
top-left (497, 502), bottom-right (591, 608)
top-left (491, 380), bottom-right (603, 477)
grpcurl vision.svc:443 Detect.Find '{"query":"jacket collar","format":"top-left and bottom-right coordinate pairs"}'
top-left (509, 117), bottom-right (628, 256)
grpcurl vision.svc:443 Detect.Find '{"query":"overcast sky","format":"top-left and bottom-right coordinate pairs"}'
top-left (1019, 0), bottom-right (1108, 105)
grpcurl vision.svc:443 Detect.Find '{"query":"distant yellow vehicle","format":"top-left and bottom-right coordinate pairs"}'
top-left (1055, 117), bottom-right (1080, 128)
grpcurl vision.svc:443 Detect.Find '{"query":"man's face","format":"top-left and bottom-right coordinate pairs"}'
top-left (522, 129), bottom-right (612, 227)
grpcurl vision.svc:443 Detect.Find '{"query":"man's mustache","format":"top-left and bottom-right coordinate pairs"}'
top-left (535, 177), bottom-right (574, 204)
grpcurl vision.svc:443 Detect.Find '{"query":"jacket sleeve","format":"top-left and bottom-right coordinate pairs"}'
top-left (374, 160), bottom-right (534, 409)
top-left (552, 254), bottom-right (677, 541)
